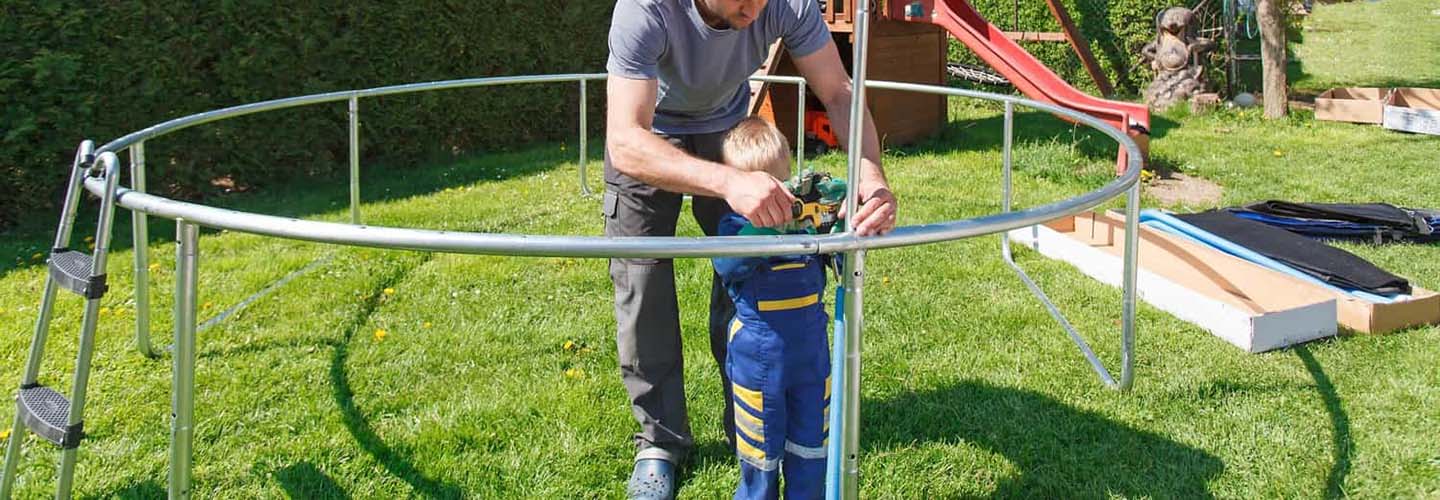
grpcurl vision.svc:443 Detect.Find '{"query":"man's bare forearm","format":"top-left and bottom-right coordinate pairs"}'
top-left (823, 94), bottom-right (887, 186)
top-left (607, 126), bottom-right (737, 198)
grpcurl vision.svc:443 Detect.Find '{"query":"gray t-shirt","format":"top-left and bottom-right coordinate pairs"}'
top-left (607, 0), bottom-right (831, 135)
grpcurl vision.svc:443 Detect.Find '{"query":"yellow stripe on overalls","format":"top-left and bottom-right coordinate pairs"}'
top-left (757, 293), bottom-right (819, 311)
top-left (736, 432), bottom-right (766, 462)
top-left (771, 262), bottom-right (806, 271)
top-left (733, 382), bottom-right (763, 411)
top-left (729, 318), bottom-right (743, 341)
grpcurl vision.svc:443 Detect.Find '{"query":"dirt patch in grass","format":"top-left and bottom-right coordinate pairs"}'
top-left (1147, 171), bottom-right (1223, 207)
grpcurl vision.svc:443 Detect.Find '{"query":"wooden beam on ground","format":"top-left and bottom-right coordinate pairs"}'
top-left (1044, 0), bottom-right (1116, 97)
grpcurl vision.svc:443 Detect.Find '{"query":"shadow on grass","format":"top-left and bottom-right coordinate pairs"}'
top-left (866, 380), bottom-right (1225, 498)
top-left (1294, 345), bottom-right (1351, 499)
top-left (274, 461), bottom-right (351, 499)
top-left (0, 145), bottom-right (579, 277)
top-left (326, 253), bottom-right (463, 498)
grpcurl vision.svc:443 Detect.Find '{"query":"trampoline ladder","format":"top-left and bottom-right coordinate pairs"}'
top-left (0, 143), bottom-right (123, 499)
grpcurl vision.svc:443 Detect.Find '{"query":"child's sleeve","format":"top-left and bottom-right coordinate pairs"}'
top-left (711, 213), bottom-right (768, 285)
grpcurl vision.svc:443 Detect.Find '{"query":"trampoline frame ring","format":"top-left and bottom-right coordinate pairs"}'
top-left (44, 69), bottom-right (1140, 498)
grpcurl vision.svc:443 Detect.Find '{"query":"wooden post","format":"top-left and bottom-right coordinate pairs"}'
top-left (1044, 0), bottom-right (1115, 98)
top-left (1258, 0), bottom-right (1287, 118)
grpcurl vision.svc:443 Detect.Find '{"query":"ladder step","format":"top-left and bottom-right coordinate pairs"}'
top-left (17, 385), bottom-right (83, 448)
top-left (48, 249), bottom-right (107, 299)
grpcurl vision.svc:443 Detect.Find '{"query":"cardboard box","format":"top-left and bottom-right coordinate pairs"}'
top-left (1339, 286), bottom-right (1440, 334)
top-left (1314, 87), bottom-right (1388, 124)
top-left (1009, 212), bottom-right (1337, 353)
top-left (1382, 88), bottom-right (1440, 135)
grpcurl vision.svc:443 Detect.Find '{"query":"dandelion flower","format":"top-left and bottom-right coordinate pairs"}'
top-left (148, 263), bottom-right (161, 272)
top-left (422, 322), bottom-right (433, 329)
top-left (565, 367), bottom-right (583, 379)
top-left (374, 329), bottom-right (387, 341)
top-left (383, 288), bottom-right (396, 296)
top-left (563, 340), bottom-right (576, 351)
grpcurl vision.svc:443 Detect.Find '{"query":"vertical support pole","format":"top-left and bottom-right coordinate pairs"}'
top-left (57, 152), bottom-right (123, 499)
top-left (348, 95), bottom-right (361, 224)
top-left (795, 81), bottom-right (806, 176)
top-left (832, 1), bottom-right (872, 497)
top-left (579, 79), bottom-right (592, 197)
top-left (131, 142), bottom-right (160, 357)
top-left (1118, 179), bottom-right (1140, 390)
top-left (169, 220), bottom-right (199, 500)
top-left (1002, 102), bottom-right (1014, 212)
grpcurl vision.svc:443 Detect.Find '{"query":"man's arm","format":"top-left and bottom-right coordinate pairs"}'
top-left (791, 40), bottom-right (898, 236)
top-left (605, 74), bottom-right (795, 227)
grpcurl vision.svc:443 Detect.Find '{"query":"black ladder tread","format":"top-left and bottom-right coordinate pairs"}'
top-left (48, 249), bottom-right (107, 299)
top-left (17, 385), bottom-right (84, 448)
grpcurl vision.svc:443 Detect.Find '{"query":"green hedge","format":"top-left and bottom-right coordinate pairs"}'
top-left (1, 1), bottom-right (613, 229)
top-left (950, 0), bottom-right (1214, 96)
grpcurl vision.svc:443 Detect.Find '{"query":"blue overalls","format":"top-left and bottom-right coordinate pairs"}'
top-left (713, 213), bottom-right (830, 500)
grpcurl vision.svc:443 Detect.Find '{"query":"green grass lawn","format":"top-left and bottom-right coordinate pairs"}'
top-left (1, 3), bottom-right (1438, 498)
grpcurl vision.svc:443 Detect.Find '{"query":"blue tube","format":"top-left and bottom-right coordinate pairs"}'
top-left (1139, 210), bottom-right (1399, 303)
top-left (825, 285), bottom-right (846, 497)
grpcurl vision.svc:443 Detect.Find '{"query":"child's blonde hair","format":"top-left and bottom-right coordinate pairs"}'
top-left (723, 117), bottom-right (792, 180)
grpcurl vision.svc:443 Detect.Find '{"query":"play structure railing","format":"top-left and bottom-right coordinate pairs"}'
top-left (5, 72), bottom-right (1141, 499)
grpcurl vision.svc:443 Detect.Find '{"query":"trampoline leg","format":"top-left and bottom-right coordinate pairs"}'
top-left (999, 102), bottom-right (1136, 391)
top-left (169, 221), bottom-right (199, 499)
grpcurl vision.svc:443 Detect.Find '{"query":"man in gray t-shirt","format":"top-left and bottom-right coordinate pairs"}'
top-left (604, 1), bottom-right (896, 497)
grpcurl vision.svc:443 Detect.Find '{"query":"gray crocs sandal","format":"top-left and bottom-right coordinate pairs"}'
top-left (626, 458), bottom-right (676, 500)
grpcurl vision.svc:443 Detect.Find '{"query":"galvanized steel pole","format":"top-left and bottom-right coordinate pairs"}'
top-left (837, 1), bottom-right (875, 496)
top-left (169, 221), bottom-right (199, 499)
top-left (131, 142), bottom-right (162, 357)
top-left (348, 96), bottom-right (361, 224)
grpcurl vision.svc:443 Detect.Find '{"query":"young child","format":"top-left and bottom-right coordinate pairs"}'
top-left (713, 117), bottom-right (831, 500)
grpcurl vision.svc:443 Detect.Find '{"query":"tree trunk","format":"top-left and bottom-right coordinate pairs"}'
top-left (1258, 0), bottom-right (1287, 118)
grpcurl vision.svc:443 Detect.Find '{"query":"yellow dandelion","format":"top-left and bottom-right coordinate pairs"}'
top-left (1272, 149), bottom-right (1284, 157)
top-left (882, 276), bottom-right (891, 284)
top-left (202, 301), bottom-right (213, 309)
top-left (383, 288), bottom-right (396, 296)
top-left (374, 329), bottom-right (388, 341)
top-left (99, 307), bottom-right (112, 316)
top-left (422, 322), bottom-right (433, 329)
top-left (565, 367), bottom-right (583, 379)
top-left (563, 340), bottom-right (576, 351)
top-left (0, 429), bottom-right (9, 441)
top-left (148, 263), bottom-right (161, 272)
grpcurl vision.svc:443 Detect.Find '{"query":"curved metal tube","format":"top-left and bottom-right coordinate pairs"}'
top-left (72, 72), bottom-right (1142, 500)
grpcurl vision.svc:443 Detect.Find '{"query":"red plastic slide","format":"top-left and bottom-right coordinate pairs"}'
top-left (887, 0), bottom-right (1150, 173)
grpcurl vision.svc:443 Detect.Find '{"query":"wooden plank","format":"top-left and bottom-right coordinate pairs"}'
top-left (1044, 0), bottom-right (1115, 97)
top-left (748, 41), bottom-right (787, 116)
top-left (1002, 31), bottom-right (1068, 42)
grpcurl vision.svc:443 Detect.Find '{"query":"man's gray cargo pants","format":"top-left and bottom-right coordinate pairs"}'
top-left (603, 129), bottom-right (737, 463)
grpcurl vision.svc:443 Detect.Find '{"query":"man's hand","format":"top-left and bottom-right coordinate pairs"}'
top-left (725, 170), bottom-right (797, 228)
top-left (840, 173), bottom-right (898, 236)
